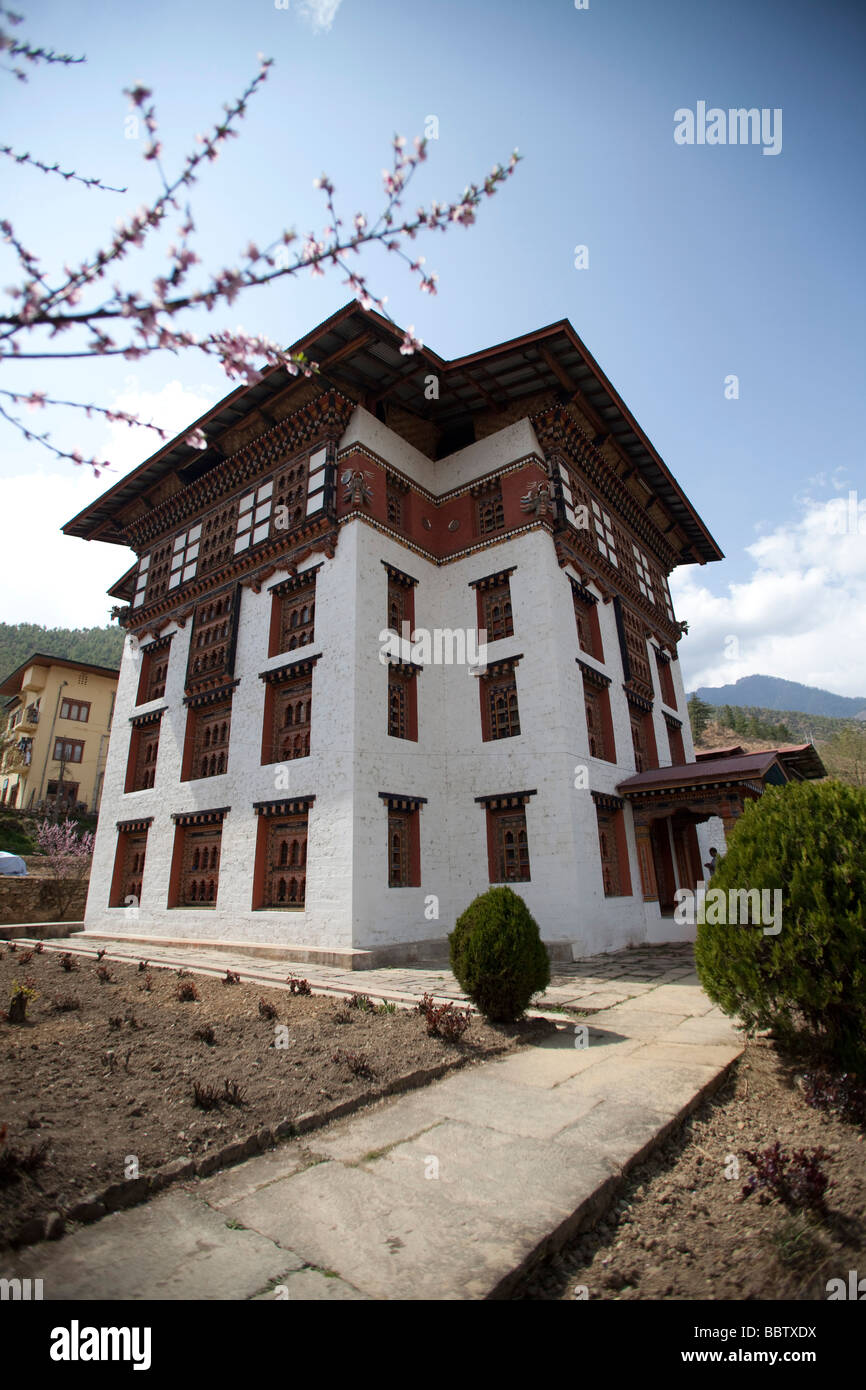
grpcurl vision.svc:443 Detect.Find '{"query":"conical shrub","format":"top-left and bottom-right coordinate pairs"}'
top-left (449, 886), bottom-right (550, 1023)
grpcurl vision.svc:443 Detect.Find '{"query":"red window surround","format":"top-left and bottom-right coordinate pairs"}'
top-left (591, 792), bottom-right (632, 897)
top-left (136, 634), bottom-right (172, 705)
top-left (479, 655), bottom-right (522, 743)
top-left (109, 817), bottom-right (153, 908)
top-left (626, 693), bottom-right (658, 772)
top-left (476, 790), bottom-right (536, 885)
top-left (379, 793), bottom-right (425, 887)
top-left (655, 647), bottom-right (677, 708)
top-left (267, 566), bottom-right (319, 658)
top-left (578, 660), bottom-right (616, 763)
top-left (259, 655), bottom-right (320, 765)
top-left (470, 568), bottom-right (516, 643)
top-left (569, 577), bottom-right (603, 662)
top-left (125, 710), bottom-right (164, 792)
top-left (167, 809), bottom-right (229, 909)
top-left (251, 798), bottom-right (316, 910)
top-left (665, 714), bottom-right (686, 765)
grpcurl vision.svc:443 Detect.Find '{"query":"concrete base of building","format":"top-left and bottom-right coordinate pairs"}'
top-left (64, 929), bottom-right (581, 971)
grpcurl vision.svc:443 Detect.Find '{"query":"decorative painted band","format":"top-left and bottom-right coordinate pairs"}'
top-left (171, 808), bottom-right (231, 826)
top-left (267, 563), bottom-right (322, 597)
top-left (182, 680), bottom-right (240, 709)
top-left (576, 657), bottom-right (611, 689)
top-left (381, 560), bottom-right (419, 588)
top-left (386, 660), bottom-right (423, 677)
top-left (253, 797), bottom-right (316, 817)
top-left (567, 575), bottom-right (599, 606)
top-left (139, 632), bottom-right (174, 654)
top-left (624, 688), bottom-right (654, 714)
top-left (468, 565), bottom-right (517, 591)
top-left (378, 793), bottom-right (428, 812)
top-left (474, 790), bottom-right (537, 810)
top-left (483, 654), bottom-right (523, 678)
top-left (258, 654), bottom-right (322, 685)
top-left (129, 707), bottom-right (166, 728)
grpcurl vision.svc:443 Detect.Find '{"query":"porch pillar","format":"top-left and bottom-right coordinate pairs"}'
top-left (634, 821), bottom-right (659, 902)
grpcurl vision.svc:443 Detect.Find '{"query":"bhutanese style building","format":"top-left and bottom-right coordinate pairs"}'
top-left (62, 305), bottom-right (820, 966)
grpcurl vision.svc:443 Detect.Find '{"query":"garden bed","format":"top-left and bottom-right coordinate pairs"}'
top-left (0, 945), bottom-right (546, 1247)
top-left (514, 1039), bottom-right (866, 1300)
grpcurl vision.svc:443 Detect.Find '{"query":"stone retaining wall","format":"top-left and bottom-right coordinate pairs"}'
top-left (0, 878), bottom-right (88, 925)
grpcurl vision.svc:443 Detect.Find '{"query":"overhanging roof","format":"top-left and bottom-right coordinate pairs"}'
top-left (0, 653), bottom-right (120, 696)
top-left (62, 303), bottom-right (723, 564)
top-left (618, 751), bottom-right (786, 796)
top-left (695, 742), bottom-right (825, 780)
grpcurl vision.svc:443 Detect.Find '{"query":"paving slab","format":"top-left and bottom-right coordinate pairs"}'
top-left (183, 1144), bottom-right (319, 1210)
top-left (0, 1190), bottom-right (300, 1300)
top-left (221, 1158), bottom-right (533, 1301)
top-left (252, 1268), bottom-right (371, 1300)
top-left (363, 1118), bottom-right (620, 1227)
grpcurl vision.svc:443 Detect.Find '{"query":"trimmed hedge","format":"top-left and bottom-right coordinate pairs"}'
top-left (449, 886), bottom-right (550, 1023)
top-left (694, 780), bottom-right (866, 1068)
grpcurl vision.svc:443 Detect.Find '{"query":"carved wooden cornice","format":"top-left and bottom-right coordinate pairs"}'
top-left (474, 789), bottom-right (537, 809)
top-left (253, 796), bottom-right (316, 817)
top-left (554, 533), bottom-right (680, 648)
top-left (123, 521), bottom-right (339, 635)
top-left (125, 390), bottom-right (354, 551)
top-left (378, 792), bottom-right (428, 812)
top-left (532, 404), bottom-right (679, 571)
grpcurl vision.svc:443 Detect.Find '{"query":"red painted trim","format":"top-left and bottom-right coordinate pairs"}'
top-left (166, 825), bottom-right (184, 908)
top-left (251, 815), bottom-right (268, 909)
top-left (614, 811), bottom-right (633, 896)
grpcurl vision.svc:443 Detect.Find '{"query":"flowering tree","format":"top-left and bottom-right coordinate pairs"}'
top-left (0, 6), bottom-right (520, 473)
top-left (34, 818), bottom-right (94, 919)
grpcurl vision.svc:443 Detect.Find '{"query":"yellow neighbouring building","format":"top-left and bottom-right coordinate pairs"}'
top-left (0, 654), bottom-right (119, 814)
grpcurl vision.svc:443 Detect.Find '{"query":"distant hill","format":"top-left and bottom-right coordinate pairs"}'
top-left (692, 706), bottom-right (866, 788)
top-left (0, 622), bottom-right (123, 686)
top-left (691, 674), bottom-right (866, 720)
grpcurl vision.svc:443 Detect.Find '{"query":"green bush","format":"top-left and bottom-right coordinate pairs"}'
top-left (694, 781), bottom-right (866, 1067)
top-left (449, 886), bottom-right (550, 1022)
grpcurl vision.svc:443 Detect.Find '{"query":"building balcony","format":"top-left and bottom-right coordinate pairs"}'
top-left (1, 748), bottom-right (31, 772)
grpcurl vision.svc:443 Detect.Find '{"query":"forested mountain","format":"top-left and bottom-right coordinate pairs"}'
top-left (692, 674), bottom-right (866, 719)
top-left (0, 623), bottom-right (123, 683)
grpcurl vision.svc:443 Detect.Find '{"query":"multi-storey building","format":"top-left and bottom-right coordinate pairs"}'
top-left (0, 654), bottom-right (119, 813)
top-left (63, 304), bottom-right (783, 964)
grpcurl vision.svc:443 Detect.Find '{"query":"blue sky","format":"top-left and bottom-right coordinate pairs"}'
top-left (2, 0), bottom-right (865, 695)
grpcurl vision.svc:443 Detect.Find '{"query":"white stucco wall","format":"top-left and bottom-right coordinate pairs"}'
top-left (85, 410), bottom-right (699, 958)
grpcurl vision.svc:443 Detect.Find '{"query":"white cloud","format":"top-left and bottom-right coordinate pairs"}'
top-left (294, 0), bottom-right (343, 32)
top-left (1, 380), bottom-right (216, 630)
top-left (671, 493), bottom-right (866, 697)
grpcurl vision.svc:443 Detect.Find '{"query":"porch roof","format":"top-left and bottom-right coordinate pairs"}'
top-left (617, 751), bottom-right (786, 798)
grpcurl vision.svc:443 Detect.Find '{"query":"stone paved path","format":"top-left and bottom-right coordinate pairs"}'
top-left (22, 933), bottom-right (698, 1014)
top-left (0, 944), bottom-right (743, 1301)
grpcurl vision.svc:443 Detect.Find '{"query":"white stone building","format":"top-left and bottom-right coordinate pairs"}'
top-left (65, 304), bottom-right (789, 967)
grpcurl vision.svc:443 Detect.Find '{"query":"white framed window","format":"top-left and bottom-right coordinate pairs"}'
top-left (133, 553), bottom-right (149, 608)
top-left (591, 499), bottom-right (618, 567)
top-left (235, 479), bottom-right (273, 553)
top-left (558, 463), bottom-right (577, 527)
top-left (661, 575), bottom-right (675, 621)
top-left (633, 545), bottom-right (655, 603)
top-left (306, 446), bottom-right (328, 516)
top-left (168, 525), bottom-right (201, 589)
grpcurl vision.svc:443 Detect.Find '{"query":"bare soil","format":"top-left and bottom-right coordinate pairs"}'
top-left (514, 1039), bottom-right (866, 1300)
top-left (0, 946), bottom-right (544, 1245)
